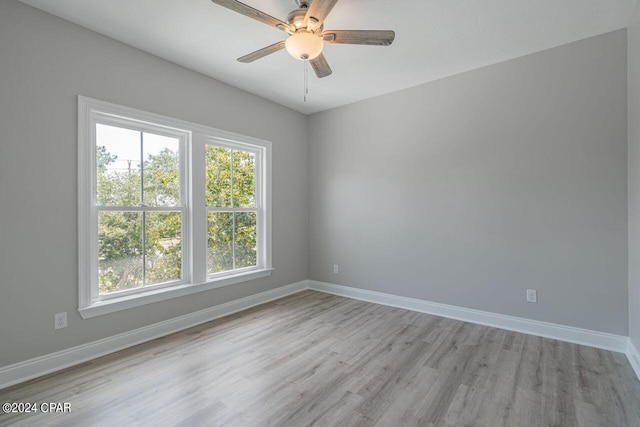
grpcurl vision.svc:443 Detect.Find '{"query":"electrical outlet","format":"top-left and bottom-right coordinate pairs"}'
top-left (54, 312), bottom-right (67, 330)
top-left (526, 289), bottom-right (537, 303)
top-left (333, 264), bottom-right (339, 274)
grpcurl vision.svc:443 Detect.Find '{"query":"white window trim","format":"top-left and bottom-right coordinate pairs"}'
top-left (78, 96), bottom-right (272, 319)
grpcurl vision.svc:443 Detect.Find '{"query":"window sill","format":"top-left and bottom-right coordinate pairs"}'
top-left (78, 268), bottom-right (274, 319)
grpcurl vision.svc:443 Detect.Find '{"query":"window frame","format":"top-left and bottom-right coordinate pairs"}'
top-left (92, 115), bottom-right (190, 302)
top-left (78, 96), bottom-right (272, 319)
top-left (205, 138), bottom-right (264, 278)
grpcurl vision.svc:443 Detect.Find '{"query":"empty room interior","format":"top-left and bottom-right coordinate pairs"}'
top-left (2, 0), bottom-right (640, 425)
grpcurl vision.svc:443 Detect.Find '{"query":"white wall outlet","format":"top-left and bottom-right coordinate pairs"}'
top-left (54, 312), bottom-right (67, 330)
top-left (333, 264), bottom-right (339, 274)
top-left (526, 289), bottom-right (537, 303)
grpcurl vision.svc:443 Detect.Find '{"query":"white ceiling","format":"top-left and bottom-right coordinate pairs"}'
top-left (19, 0), bottom-right (640, 114)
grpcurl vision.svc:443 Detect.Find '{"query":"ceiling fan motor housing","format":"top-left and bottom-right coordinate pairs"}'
top-left (287, 8), bottom-right (307, 28)
top-left (287, 9), bottom-right (319, 31)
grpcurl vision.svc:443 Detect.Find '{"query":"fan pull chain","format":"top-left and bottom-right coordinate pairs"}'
top-left (303, 59), bottom-right (309, 103)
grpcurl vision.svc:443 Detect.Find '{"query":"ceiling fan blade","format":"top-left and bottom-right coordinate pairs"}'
top-left (211, 0), bottom-right (291, 32)
top-left (305, 0), bottom-right (339, 27)
top-left (237, 41), bottom-right (286, 63)
top-left (310, 53), bottom-right (332, 78)
top-left (322, 30), bottom-right (395, 46)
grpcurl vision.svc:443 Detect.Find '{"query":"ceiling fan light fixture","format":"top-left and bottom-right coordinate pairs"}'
top-left (285, 31), bottom-right (323, 60)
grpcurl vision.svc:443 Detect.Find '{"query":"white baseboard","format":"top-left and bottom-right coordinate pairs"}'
top-left (3, 279), bottom-right (637, 391)
top-left (308, 281), bottom-right (628, 354)
top-left (0, 280), bottom-right (308, 390)
top-left (627, 339), bottom-right (640, 380)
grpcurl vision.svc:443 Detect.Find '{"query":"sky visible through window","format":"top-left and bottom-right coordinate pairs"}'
top-left (97, 123), bottom-right (178, 177)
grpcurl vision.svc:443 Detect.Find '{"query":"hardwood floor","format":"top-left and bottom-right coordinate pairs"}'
top-left (1, 290), bottom-right (639, 426)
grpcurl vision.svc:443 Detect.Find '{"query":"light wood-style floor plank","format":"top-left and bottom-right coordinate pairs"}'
top-left (1, 290), bottom-right (639, 426)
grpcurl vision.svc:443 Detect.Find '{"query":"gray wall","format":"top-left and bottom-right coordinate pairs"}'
top-left (309, 30), bottom-right (629, 335)
top-left (629, 8), bottom-right (640, 350)
top-left (0, 0), bottom-right (309, 366)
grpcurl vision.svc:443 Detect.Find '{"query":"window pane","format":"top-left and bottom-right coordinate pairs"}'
top-left (145, 212), bottom-right (182, 285)
top-left (206, 146), bottom-right (232, 207)
top-left (143, 133), bottom-right (180, 207)
top-left (235, 212), bottom-right (257, 269)
top-left (207, 212), bottom-right (233, 274)
top-left (96, 124), bottom-right (141, 206)
top-left (233, 150), bottom-right (256, 208)
top-left (98, 211), bottom-right (143, 294)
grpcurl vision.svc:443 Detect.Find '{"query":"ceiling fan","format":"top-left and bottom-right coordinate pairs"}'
top-left (210, 0), bottom-right (395, 78)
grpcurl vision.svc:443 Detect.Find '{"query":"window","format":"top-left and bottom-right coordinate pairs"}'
top-left (78, 97), bottom-right (272, 318)
top-left (95, 122), bottom-right (187, 297)
top-left (206, 144), bottom-right (260, 275)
